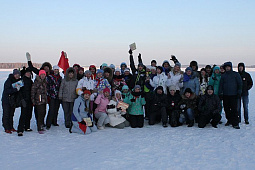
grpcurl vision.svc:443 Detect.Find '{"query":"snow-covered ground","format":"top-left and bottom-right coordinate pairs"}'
top-left (0, 70), bottom-right (255, 170)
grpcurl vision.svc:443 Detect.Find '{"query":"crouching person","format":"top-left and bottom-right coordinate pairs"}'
top-left (178, 88), bottom-right (197, 127)
top-left (94, 87), bottom-right (110, 130)
top-left (198, 85), bottom-right (222, 128)
top-left (149, 86), bottom-right (168, 127)
top-left (70, 90), bottom-right (97, 134)
top-left (106, 99), bottom-right (129, 129)
top-left (124, 85), bottom-right (146, 128)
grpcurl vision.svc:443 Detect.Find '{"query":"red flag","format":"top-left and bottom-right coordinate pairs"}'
top-left (58, 51), bottom-right (70, 73)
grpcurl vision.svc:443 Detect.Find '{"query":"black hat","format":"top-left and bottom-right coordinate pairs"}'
top-left (200, 68), bottom-right (206, 72)
top-left (206, 85), bottom-right (214, 91)
top-left (156, 86), bottom-right (164, 92)
top-left (184, 88), bottom-right (192, 94)
top-left (205, 65), bottom-right (211, 69)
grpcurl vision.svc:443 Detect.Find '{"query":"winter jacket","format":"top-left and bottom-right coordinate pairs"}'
top-left (71, 96), bottom-right (97, 134)
top-left (112, 75), bottom-right (126, 92)
top-left (149, 90), bottom-right (168, 112)
top-left (76, 77), bottom-right (94, 95)
top-left (166, 70), bottom-right (184, 91)
top-left (149, 73), bottom-right (169, 94)
top-left (94, 94), bottom-right (110, 114)
top-left (89, 65), bottom-right (97, 80)
top-left (208, 67), bottom-right (221, 95)
top-left (198, 93), bottom-right (221, 115)
top-left (178, 93), bottom-right (197, 110)
top-left (103, 67), bottom-right (113, 85)
top-left (21, 75), bottom-right (33, 102)
top-left (94, 78), bottom-right (111, 94)
top-left (238, 63), bottom-right (253, 96)
top-left (123, 74), bottom-right (133, 89)
top-left (47, 74), bottom-right (62, 99)
top-left (59, 67), bottom-right (78, 102)
top-left (181, 73), bottom-right (200, 96)
top-left (219, 62), bottom-right (242, 96)
top-left (31, 76), bottom-right (47, 105)
top-left (1, 74), bottom-right (21, 105)
top-left (106, 100), bottom-right (126, 127)
top-left (144, 73), bottom-right (156, 92)
top-left (199, 76), bottom-right (209, 95)
top-left (129, 54), bottom-right (146, 92)
top-left (167, 93), bottom-right (182, 111)
top-left (124, 91), bottom-right (146, 115)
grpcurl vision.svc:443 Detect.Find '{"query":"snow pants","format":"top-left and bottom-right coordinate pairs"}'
top-left (2, 102), bottom-right (15, 131)
top-left (46, 98), bottom-right (60, 127)
top-left (18, 101), bottom-right (33, 132)
top-left (35, 104), bottom-right (46, 131)
top-left (129, 115), bottom-right (144, 128)
top-left (198, 113), bottom-right (222, 128)
top-left (149, 107), bottom-right (168, 125)
top-left (62, 102), bottom-right (74, 127)
top-left (95, 112), bottom-right (110, 127)
top-left (223, 95), bottom-right (239, 126)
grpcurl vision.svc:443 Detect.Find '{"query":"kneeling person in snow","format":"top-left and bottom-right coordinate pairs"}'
top-left (198, 85), bottom-right (222, 128)
top-left (106, 91), bottom-right (129, 129)
top-left (70, 90), bottom-right (97, 134)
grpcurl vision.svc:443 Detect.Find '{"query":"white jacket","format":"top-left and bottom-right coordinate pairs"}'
top-left (150, 73), bottom-right (169, 94)
top-left (106, 100), bottom-right (126, 127)
top-left (166, 71), bottom-right (183, 91)
top-left (76, 77), bottom-right (95, 95)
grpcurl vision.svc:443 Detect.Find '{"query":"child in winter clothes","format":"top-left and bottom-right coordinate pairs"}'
top-left (94, 69), bottom-right (111, 94)
top-left (76, 70), bottom-right (95, 95)
top-left (31, 70), bottom-right (48, 133)
top-left (178, 88), bottom-right (197, 127)
top-left (124, 85), bottom-right (146, 128)
top-left (2, 69), bottom-right (23, 134)
top-left (46, 65), bottom-right (62, 129)
top-left (70, 90), bottom-right (97, 134)
top-left (94, 87), bottom-right (111, 130)
top-left (106, 90), bottom-right (129, 129)
top-left (59, 67), bottom-right (78, 128)
top-left (198, 85), bottom-right (222, 128)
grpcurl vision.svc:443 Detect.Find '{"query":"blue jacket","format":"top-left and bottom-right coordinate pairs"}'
top-left (219, 62), bottom-right (242, 96)
top-left (181, 73), bottom-right (200, 96)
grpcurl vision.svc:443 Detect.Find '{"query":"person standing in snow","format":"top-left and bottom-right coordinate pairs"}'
top-left (17, 68), bottom-right (34, 136)
top-left (123, 68), bottom-right (132, 90)
top-left (58, 67), bottom-right (78, 128)
top-left (77, 67), bottom-right (84, 81)
top-left (189, 60), bottom-right (200, 78)
top-left (124, 85), bottom-right (146, 128)
top-left (208, 66), bottom-right (221, 96)
top-left (199, 68), bottom-right (209, 96)
top-left (70, 90), bottom-right (97, 134)
top-left (181, 67), bottom-right (200, 96)
top-left (198, 85), bottom-right (222, 128)
top-left (205, 65), bottom-right (212, 77)
top-left (2, 69), bottom-right (23, 134)
top-left (149, 66), bottom-right (169, 94)
top-left (76, 70), bottom-right (95, 95)
top-left (46, 65), bottom-right (62, 129)
top-left (166, 62), bottom-right (183, 94)
top-left (237, 62), bottom-right (253, 124)
top-left (89, 65), bottom-right (97, 80)
top-left (94, 69), bottom-right (111, 94)
top-left (219, 62), bottom-right (242, 129)
top-left (31, 70), bottom-right (48, 134)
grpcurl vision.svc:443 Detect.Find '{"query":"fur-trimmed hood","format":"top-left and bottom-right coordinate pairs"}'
top-left (65, 67), bottom-right (77, 81)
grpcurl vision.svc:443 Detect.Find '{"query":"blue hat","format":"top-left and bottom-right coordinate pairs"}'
top-left (185, 67), bottom-right (193, 72)
top-left (96, 69), bottom-right (104, 74)
top-left (120, 62), bottom-right (127, 67)
top-left (122, 85), bottom-right (129, 91)
top-left (101, 63), bottom-right (108, 68)
top-left (13, 69), bottom-right (21, 75)
top-left (109, 64), bottom-right (115, 69)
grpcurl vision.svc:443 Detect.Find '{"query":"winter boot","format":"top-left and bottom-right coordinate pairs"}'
top-left (225, 122), bottom-right (231, 126)
top-left (245, 120), bottom-right (249, 124)
top-left (11, 128), bottom-right (17, 132)
top-left (162, 123), bottom-right (168, 128)
top-left (233, 125), bottom-right (240, 129)
top-left (5, 130), bottom-right (12, 134)
top-left (187, 120), bottom-right (194, 127)
top-left (25, 129), bottom-right (33, 132)
top-left (18, 132), bottom-right (23, 136)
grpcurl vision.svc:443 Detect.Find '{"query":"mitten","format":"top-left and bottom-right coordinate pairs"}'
top-left (26, 52), bottom-right (31, 61)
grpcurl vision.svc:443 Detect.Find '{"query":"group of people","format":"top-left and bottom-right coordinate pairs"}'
top-left (1, 50), bottom-right (253, 136)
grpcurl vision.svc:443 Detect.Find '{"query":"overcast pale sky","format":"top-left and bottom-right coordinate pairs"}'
top-left (0, 0), bottom-right (254, 67)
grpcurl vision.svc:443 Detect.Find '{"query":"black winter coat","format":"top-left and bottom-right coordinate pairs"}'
top-left (238, 63), bottom-right (253, 96)
top-left (150, 92), bottom-right (168, 111)
top-left (167, 93), bottom-right (182, 111)
top-left (21, 76), bottom-right (33, 102)
top-left (198, 93), bottom-right (221, 115)
top-left (178, 93), bottom-right (197, 110)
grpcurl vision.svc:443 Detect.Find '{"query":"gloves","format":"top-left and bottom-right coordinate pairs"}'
top-left (16, 86), bottom-right (21, 91)
top-left (170, 55), bottom-right (176, 61)
top-left (128, 49), bottom-right (133, 55)
top-left (130, 98), bottom-right (136, 102)
top-left (117, 107), bottom-right (122, 111)
top-left (80, 120), bottom-right (86, 125)
top-left (138, 53), bottom-right (141, 60)
top-left (180, 104), bottom-right (186, 109)
top-left (107, 104), bottom-right (115, 109)
top-left (21, 99), bottom-right (26, 108)
top-left (26, 52), bottom-right (31, 61)
top-left (219, 94), bottom-right (223, 100)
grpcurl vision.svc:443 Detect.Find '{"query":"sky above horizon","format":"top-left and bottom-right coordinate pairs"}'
top-left (0, 0), bottom-right (254, 67)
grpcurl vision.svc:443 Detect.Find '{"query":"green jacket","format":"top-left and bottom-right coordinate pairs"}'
top-left (124, 94), bottom-right (146, 115)
top-left (208, 73), bottom-right (221, 95)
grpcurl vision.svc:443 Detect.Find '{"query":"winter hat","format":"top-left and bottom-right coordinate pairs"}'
top-left (213, 66), bottom-right (220, 72)
top-left (89, 65), bottom-right (96, 70)
top-left (39, 70), bottom-right (46, 76)
top-left (224, 62), bottom-right (232, 68)
top-left (190, 61), bottom-right (198, 67)
top-left (151, 60), bottom-right (157, 64)
top-left (103, 87), bottom-right (110, 94)
top-left (13, 69), bottom-right (21, 75)
top-left (162, 60), bottom-right (170, 66)
top-left (184, 88), bottom-right (192, 94)
top-left (101, 63), bottom-right (108, 68)
top-left (122, 85), bottom-right (129, 91)
top-left (96, 69), bottom-right (104, 74)
top-left (115, 68), bottom-right (121, 74)
top-left (115, 90), bottom-right (122, 96)
top-left (124, 68), bottom-right (130, 72)
top-left (133, 85), bottom-right (141, 91)
top-left (175, 62), bottom-right (181, 68)
top-left (84, 70), bottom-right (92, 75)
top-left (115, 90), bottom-right (123, 101)
top-left (205, 65), bottom-right (211, 69)
top-left (120, 62), bottom-right (127, 67)
top-left (200, 68), bottom-right (206, 72)
top-left (156, 86), bottom-right (164, 92)
top-left (78, 67), bottom-right (84, 71)
top-left (157, 66), bottom-right (163, 73)
top-left (73, 64), bottom-right (80, 68)
top-left (83, 90), bottom-right (91, 95)
top-left (53, 65), bottom-right (60, 70)
top-left (150, 66), bottom-right (156, 70)
top-left (206, 85), bottom-right (214, 91)
top-left (238, 62), bottom-right (245, 70)
top-left (24, 67), bottom-right (32, 73)
top-left (146, 65), bottom-right (151, 70)
top-left (185, 67), bottom-right (193, 72)
top-left (169, 86), bottom-right (176, 92)
top-left (109, 64), bottom-right (115, 69)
